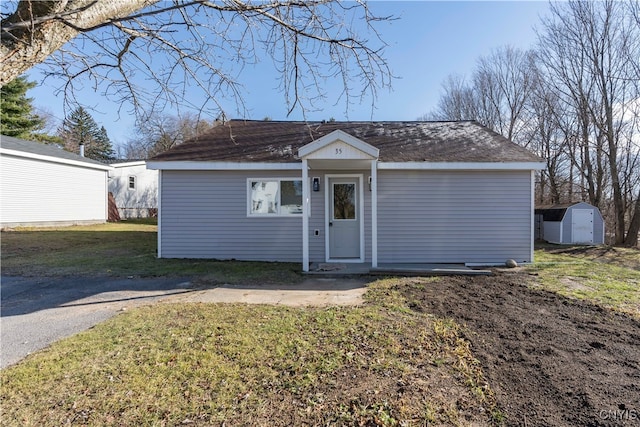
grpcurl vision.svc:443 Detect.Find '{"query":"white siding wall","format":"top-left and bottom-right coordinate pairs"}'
top-left (109, 164), bottom-right (158, 218)
top-left (160, 170), bottom-right (303, 260)
top-left (1, 154), bottom-right (107, 226)
top-left (377, 170), bottom-right (533, 263)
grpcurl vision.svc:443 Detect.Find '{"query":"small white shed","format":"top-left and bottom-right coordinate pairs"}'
top-left (108, 161), bottom-right (158, 219)
top-left (0, 135), bottom-right (112, 227)
top-left (535, 202), bottom-right (605, 245)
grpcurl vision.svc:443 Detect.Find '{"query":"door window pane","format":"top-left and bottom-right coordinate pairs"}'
top-left (333, 183), bottom-right (356, 220)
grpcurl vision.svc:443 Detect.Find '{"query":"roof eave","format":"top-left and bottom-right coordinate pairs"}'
top-left (146, 161), bottom-right (302, 170)
top-left (0, 147), bottom-right (113, 171)
top-left (378, 161), bottom-right (546, 170)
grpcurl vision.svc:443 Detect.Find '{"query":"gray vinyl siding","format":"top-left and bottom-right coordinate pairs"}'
top-left (377, 170), bottom-right (533, 263)
top-left (159, 168), bottom-right (534, 263)
top-left (308, 175), bottom-right (326, 261)
top-left (0, 154), bottom-right (108, 226)
top-left (160, 170), bottom-right (303, 260)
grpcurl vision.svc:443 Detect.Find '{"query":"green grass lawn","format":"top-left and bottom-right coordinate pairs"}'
top-left (528, 246), bottom-right (640, 317)
top-left (1, 220), bottom-right (302, 285)
top-left (2, 223), bottom-right (638, 425)
top-left (0, 279), bottom-right (501, 426)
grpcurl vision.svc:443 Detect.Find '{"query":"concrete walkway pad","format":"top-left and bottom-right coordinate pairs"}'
top-left (167, 278), bottom-right (368, 307)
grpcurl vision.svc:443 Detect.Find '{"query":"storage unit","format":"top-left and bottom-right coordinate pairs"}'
top-left (535, 202), bottom-right (604, 245)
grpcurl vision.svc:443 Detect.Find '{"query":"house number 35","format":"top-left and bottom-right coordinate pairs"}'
top-left (335, 148), bottom-right (343, 155)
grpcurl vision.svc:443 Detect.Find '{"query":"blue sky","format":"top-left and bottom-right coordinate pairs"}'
top-left (26, 1), bottom-right (550, 148)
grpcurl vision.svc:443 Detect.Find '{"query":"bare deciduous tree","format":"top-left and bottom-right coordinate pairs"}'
top-left (120, 111), bottom-right (216, 159)
top-left (474, 46), bottom-right (536, 144)
top-left (427, 0), bottom-right (640, 246)
top-left (426, 46), bottom-right (537, 145)
top-left (422, 74), bottom-right (476, 121)
top-left (1, 0), bottom-right (392, 119)
top-left (539, 0), bottom-right (640, 246)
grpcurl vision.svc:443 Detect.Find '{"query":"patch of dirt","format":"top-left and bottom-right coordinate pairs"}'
top-left (401, 272), bottom-right (640, 427)
top-left (560, 276), bottom-right (596, 292)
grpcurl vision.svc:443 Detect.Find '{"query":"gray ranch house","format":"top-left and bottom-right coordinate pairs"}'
top-left (147, 120), bottom-right (545, 271)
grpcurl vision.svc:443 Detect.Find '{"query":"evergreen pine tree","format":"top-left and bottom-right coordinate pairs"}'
top-left (58, 107), bottom-right (115, 161)
top-left (91, 126), bottom-right (115, 161)
top-left (0, 76), bottom-right (45, 138)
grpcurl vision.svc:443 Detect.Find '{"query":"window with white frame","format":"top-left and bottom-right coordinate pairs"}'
top-left (248, 179), bottom-right (303, 216)
top-left (128, 176), bottom-right (136, 190)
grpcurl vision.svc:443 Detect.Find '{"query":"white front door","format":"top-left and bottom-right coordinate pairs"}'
top-left (328, 177), bottom-right (361, 259)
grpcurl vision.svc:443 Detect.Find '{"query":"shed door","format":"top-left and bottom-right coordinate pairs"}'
top-left (328, 178), bottom-right (361, 259)
top-left (572, 209), bottom-right (594, 244)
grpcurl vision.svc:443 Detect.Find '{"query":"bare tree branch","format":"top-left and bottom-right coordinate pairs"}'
top-left (1, 0), bottom-right (393, 123)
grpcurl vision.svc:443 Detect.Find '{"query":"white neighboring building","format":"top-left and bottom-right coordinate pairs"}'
top-left (109, 161), bottom-right (158, 218)
top-left (0, 135), bottom-right (112, 227)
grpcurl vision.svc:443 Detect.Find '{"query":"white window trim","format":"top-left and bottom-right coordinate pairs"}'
top-left (246, 178), bottom-right (308, 217)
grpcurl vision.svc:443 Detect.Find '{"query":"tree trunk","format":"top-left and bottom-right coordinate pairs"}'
top-left (623, 189), bottom-right (640, 247)
top-left (1, 0), bottom-right (156, 86)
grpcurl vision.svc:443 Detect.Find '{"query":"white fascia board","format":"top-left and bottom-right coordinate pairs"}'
top-left (111, 160), bottom-right (147, 168)
top-left (146, 161), bottom-right (302, 170)
top-left (378, 161), bottom-right (546, 171)
top-left (298, 130), bottom-right (379, 158)
top-left (0, 148), bottom-right (113, 171)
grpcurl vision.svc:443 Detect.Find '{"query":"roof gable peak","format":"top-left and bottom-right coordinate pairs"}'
top-left (298, 129), bottom-right (379, 160)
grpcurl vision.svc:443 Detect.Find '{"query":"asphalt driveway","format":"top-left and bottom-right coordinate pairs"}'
top-left (1, 276), bottom-right (367, 369)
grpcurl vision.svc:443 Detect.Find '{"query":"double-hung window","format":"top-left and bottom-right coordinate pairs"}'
top-left (248, 179), bottom-right (303, 216)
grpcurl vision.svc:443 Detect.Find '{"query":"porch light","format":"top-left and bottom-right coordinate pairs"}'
top-left (368, 176), bottom-right (372, 191)
top-left (313, 177), bottom-right (320, 192)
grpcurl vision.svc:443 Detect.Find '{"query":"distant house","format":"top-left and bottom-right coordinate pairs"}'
top-left (109, 161), bottom-right (158, 219)
top-left (535, 202), bottom-right (605, 245)
top-left (0, 135), bottom-right (112, 227)
top-left (147, 120), bottom-right (545, 271)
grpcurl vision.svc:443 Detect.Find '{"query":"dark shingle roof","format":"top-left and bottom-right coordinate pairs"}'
top-left (0, 135), bottom-right (108, 167)
top-left (535, 206), bottom-right (570, 222)
top-left (535, 202), bottom-right (595, 222)
top-left (149, 120), bottom-right (543, 163)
